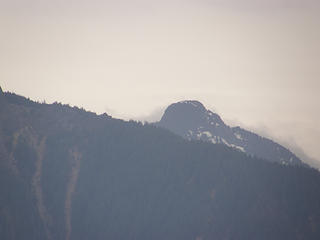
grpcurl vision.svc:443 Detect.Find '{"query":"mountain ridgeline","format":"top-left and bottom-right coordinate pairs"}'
top-left (1, 90), bottom-right (320, 240)
top-left (157, 100), bottom-right (303, 166)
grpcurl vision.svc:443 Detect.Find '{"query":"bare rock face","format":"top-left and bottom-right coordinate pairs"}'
top-left (157, 100), bottom-right (303, 166)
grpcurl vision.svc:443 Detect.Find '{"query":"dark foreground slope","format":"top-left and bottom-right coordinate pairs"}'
top-left (1, 89), bottom-right (320, 240)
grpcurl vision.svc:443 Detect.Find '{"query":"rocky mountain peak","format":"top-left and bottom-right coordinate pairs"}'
top-left (158, 100), bottom-right (225, 136)
top-left (157, 100), bottom-right (304, 166)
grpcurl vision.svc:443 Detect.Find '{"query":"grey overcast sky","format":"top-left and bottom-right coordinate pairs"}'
top-left (1, 0), bottom-right (319, 162)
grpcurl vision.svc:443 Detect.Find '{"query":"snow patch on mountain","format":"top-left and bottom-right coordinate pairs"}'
top-left (234, 132), bottom-right (243, 140)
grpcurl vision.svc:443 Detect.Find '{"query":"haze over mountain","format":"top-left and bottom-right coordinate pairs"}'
top-left (2, 0), bottom-right (320, 164)
top-left (1, 89), bottom-right (320, 240)
top-left (1, 0), bottom-right (319, 238)
top-left (157, 100), bottom-right (305, 166)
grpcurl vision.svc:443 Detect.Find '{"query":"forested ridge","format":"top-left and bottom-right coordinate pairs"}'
top-left (1, 88), bottom-right (320, 240)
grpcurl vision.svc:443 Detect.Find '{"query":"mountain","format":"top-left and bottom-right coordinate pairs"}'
top-left (157, 100), bottom-right (304, 166)
top-left (1, 90), bottom-right (320, 240)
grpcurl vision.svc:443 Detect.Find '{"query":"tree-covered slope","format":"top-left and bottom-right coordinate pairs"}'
top-left (0, 89), bottom-right (320, 240)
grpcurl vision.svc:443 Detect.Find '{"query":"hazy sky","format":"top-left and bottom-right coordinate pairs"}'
top-left (1, 0), bottom-right (319, 162)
